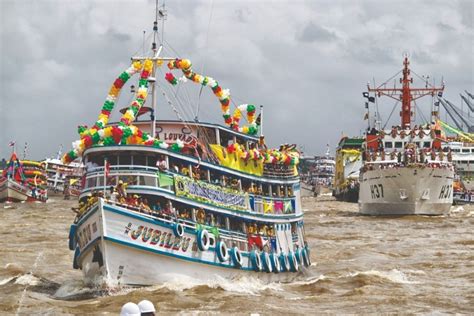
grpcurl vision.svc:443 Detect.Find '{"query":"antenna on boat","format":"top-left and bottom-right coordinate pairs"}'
top-left (149, 0), bottom-right (167, 138)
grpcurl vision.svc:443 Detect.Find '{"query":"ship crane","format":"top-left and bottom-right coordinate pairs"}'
top-left (367, 56), bottom-right (445, 129)
top-left (437, 98), bottom-right (473, 132)
top-left (438, 91), bottom-right (474, 133)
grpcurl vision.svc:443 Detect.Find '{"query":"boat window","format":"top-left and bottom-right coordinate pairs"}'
top-left (118, 154), bottom-right (131, 166)
top-left (147, 155), bottom-right (157, 167)
top-left (107, 155), bottom-right (118, 165)
top-left (86, 177), bottom-right (97, 188)
top-left (88, 155), bottom-right (104, 167)
top-left (462, 149), bottom-right (470, 153)
top-left (107, 176), bottom-right (117, 187)
top-left (138, 176), bottom-right (156, 187)
top-left (452, 148), bottom-right (460, 152)
top-left (423, 142), bottom-right (431, 148)
top-left (118, 175), bottom-right (137, 185)
top-left (133, 154), bottom-right (146, 166)
top-left (385, 142), bottom-right (393, 149)
top-left (415, 142), bottom-right (420, 148)
top-left (395, 142), bottom-right (403, 148)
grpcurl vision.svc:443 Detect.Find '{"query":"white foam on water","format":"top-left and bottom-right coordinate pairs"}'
top-left (14, 274), bottom-right (40, 286)
top-left (348, 269), bottom-right (418, 284)
top-left (54, 279), bottom-right (95, 299)
top-left (138, 274), bottom-right (284, 296)
top-left (450, 206), bottom-right (464, 214)
top-left (0, 276), bottom-right (16, 286)
top-left (289, 274), bottom-right (326, 286)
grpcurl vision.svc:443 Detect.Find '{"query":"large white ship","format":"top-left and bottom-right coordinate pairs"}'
top-left (65, 7), bottom-right (310, 286)
top-left (359, 57), bottom-right (454, 215)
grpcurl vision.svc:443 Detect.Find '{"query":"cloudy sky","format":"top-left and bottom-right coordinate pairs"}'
top-left (0, 0), bottom-right (472, 160)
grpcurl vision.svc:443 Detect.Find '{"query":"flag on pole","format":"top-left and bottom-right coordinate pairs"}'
top-left (23, 142), bottom-right (28, 160)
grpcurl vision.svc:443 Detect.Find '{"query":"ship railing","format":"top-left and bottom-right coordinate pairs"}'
top-left (83, 167), bottom-right (299, 216)
top-left (365, 151), bottom-right (453, 164)
top-left (96, 199), bottom-right (250, 243)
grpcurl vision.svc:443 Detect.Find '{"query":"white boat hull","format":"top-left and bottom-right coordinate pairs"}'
top-left (0, 178), bottom-right (30, 202)
top-left (73, 200), bottom-right (308, 286)
top-left (359, 166), bottom-right (454, 215)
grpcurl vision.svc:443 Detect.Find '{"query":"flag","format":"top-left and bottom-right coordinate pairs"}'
top-left (247, 235), bottom-right (268, 250)
top-left (158, 172), bottom-right (174, 187)
top-left (255, 113), bottom-right (261, 125)
top-left (8, 141), bottom-right (15, 147)
top-left (104, 159), bottom-right (110, 177)
top-left (263, 200), bottom-right (273, 213)
top-left (69, 178), bottom-right (79, 185)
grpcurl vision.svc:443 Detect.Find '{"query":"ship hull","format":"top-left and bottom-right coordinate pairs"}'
top-left (333, 187), bottom-right (359, 203)
top-left (73, 200), bottom-right (308, 286)
top-left (0, 178), bottom-right (30, 202)
top-left (359, 166), bottom-right (454, 215)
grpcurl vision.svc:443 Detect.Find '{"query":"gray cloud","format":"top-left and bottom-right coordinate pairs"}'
top-left (297, 22), bottom-right (337, 43)
top-left (0, 0), bottom-right (472, 160)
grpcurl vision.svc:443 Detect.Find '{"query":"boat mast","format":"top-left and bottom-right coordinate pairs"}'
top-left (367, 55), bottom-right (445, 129)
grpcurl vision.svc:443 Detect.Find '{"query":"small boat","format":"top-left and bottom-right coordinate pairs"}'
top-left (0, 153), bottom-right (47, 202)
top-left (43, 157), bottom-right (83, 195)
top-left (65, 6), bottom-right (310, 286)
top-left (332, 136), bottom-right (364, 202)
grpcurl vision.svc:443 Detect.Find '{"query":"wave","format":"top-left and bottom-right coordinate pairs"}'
top-left (148, 274), bottom-right (284, 295)
top-left (53, 279), bottom-right (100, 300)
top-left (347, 269), bottom-right (418, 284)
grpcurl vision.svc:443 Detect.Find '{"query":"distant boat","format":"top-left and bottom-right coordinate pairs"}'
top-left (333, 137), bottom-right (363, 202)
top-left (358, 57), bottom-right (454, 215)
top-left (0, 153), bottom-right (48, 202)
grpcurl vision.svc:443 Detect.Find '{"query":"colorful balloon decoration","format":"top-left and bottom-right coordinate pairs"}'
top-left (225, 142), bottom-right (299, 166)
top-left (166, 59), bottom-right (260, 135)
top-left (62, 59), bottom-right (184, 164)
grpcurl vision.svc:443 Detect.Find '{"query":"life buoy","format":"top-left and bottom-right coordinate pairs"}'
top-left (302, 248), bottom-right (311, 267)
top-left (288, 251), bottom-right (299, 272)
top-left (68, 224), bottom-right (77, 251)
top-left (295, 248), bottom-right (304, 266)
top-left (197, 229), bottom-right (210, 251)
top-left (279, 252), bottom-right (290, 272)
top-left (216, 241), bottom-right (229, 262)
top-left (260, 252), bottom-right (273, 273)
top-left (173, 223), bottom-right (184, 237)
top-left (231, 247), bottom-right (243, 268)
top-left (270, 252), bottom-right (281, 273)
top-left (250, 250), bottom-right (262, 272)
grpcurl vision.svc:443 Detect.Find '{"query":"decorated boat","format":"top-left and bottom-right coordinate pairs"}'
top-left (43, 157), bottom-right (83, 195)
top-left (358, 57), bottom-right (454, 215)
top-left (332, 137), bottom-right (364, 202)
top-left (0, 153), bottom-right (48, 202)
top-left (65, 8), bottom-right (309, 286)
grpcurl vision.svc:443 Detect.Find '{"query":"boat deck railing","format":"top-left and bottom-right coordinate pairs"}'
top-left (82, 165), bottom-right (298, 216)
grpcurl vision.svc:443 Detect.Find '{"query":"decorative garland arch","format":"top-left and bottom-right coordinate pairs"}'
top-left (165, 59), bottom-right (260, 135)
top-left (63, 59), bottom-right (184, 164)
